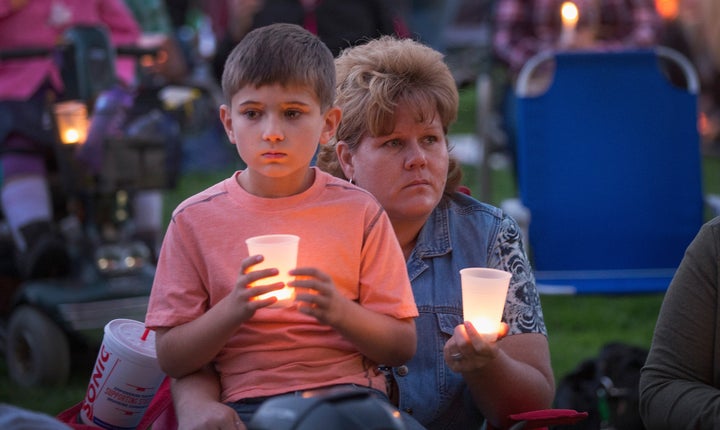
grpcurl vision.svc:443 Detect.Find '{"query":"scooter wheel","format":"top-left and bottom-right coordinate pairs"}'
top-left (6, 305), bottom-right (70, 387)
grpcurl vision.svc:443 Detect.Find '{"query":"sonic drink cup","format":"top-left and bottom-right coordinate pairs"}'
top-left (79, 319), bottom-right (165, 429)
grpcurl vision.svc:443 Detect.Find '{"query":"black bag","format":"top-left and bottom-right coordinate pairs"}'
top-left (553, 342), bottom-right (648, 430)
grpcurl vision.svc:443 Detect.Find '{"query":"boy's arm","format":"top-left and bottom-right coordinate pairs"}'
top-left (155, 256), bottom-right (285, 378)
top-left (330, 302), bottom-right (416, 366)
top-left (292, 267), bottom-right (417, 366)
top-left (154, 307), bottom-right (238, 378)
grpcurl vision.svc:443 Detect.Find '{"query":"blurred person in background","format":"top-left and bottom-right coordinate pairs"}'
top-left (659, 0), bottom-right (720, 155)
top-left (493, 0), bottom-right (661, 76)
top-left (123, 0), bottom-right (190, 85)
top-left (399, 0), bottom-right (462, 54)
top-left (0, 0), bottom-right (140, 279)
top-left (200, 0), bottom-right (407, 84)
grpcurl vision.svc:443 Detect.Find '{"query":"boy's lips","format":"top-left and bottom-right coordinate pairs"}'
top-left (262, 151), bottom-right (287, 159)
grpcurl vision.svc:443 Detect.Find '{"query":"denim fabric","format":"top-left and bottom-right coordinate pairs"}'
top-left (392, 192), bottom-right (547, 429)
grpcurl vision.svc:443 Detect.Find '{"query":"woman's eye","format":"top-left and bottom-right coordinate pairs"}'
top-left (422, 135), bottom-right (440, 145)
top-left (383, 139), bottom-right (402, 148)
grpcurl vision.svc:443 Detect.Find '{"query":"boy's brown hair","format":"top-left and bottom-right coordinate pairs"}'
top-left (221, 23), bottom-right (336, 110)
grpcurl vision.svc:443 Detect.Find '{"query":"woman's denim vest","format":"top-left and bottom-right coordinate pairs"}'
top-left (392, 193), bottom-right (546, 429)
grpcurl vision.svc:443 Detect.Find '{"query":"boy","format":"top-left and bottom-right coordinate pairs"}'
top-left (144, 23), bottom-right (418, 425)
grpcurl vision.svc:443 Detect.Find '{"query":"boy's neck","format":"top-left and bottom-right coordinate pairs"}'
top-left (237, 167), bottom-right (316, 198)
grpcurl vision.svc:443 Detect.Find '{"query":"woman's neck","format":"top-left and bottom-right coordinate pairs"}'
top-left (392, 219), bottom-right (426, 260)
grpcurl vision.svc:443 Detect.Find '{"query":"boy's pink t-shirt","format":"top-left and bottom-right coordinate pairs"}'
top-left (145, 168), bottom-right (418, 402)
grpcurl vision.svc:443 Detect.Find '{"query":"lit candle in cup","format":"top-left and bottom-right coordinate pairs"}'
top-left (459, 268), bottom-right (512, 341)
top-left (246, 234), bottom-right (300, 308)
top-left (560, 1), bottom-right (579, 47)
top-left (53, 100), bottom-right (89, 145)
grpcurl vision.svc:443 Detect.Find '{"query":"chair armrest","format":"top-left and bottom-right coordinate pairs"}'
top-left (507, 408), bottom-right (589, 430)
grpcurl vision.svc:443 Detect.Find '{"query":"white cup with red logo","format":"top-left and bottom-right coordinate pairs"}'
top-left (79, 319), bottom-right (165, 429)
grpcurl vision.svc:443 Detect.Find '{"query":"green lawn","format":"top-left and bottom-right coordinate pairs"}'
top-left (1, 84), bottom-right (716, 418)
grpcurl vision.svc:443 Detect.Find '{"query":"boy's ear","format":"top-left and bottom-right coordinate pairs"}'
top-left (319, 106), bottom-right (342, 145)
top-left (218, 104), bottom-right (235, 144)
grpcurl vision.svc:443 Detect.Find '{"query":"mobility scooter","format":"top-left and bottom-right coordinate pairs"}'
top-left (0, 25), bottom-right (181, 387)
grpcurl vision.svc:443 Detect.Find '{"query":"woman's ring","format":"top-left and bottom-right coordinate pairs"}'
top-left (451, 352), bottom-right (463, 361)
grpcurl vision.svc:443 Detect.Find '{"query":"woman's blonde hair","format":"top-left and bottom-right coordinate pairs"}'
top-left (316, 36), bottom-right (462, 194)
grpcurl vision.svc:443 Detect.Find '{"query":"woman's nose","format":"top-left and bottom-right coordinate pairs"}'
top-left (404, 141), bottom-right (427, 168)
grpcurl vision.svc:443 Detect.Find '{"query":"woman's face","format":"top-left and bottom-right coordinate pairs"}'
top-left (338, 104), bottom-right (449, 224)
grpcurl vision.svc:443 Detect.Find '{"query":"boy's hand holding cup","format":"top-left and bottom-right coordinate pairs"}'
top-left (245, 234), bottom-right (300, 308)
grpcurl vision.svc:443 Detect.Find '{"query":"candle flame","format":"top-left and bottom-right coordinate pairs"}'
top-left (654, 0), bottom-right (678, 20)
top-left (63, 128), bottom-right (80, 144)
top-left (473, 317), bottom-right (500, 335)
top-left (561, 2), bottom-right (579, 26)
top-left (699, 112), bottom-right (709, 136)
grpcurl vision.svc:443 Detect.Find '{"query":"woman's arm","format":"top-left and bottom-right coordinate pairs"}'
top-left (450, 212), bottom-right (554, 428)
top-left (639, 218), bottom-right (720, 429)
top-left (172, 365), bottom-right (242, 430)
top-left (449, 329), bottom-right (555, 428)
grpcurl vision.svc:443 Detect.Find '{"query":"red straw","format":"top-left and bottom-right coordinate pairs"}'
top-left (141, 328), bottom-right (150, 341)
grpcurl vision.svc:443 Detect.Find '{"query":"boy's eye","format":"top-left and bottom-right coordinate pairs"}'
top-left (284, 109), bottom-right (302, 119)
top-left (241, 109), bottom-right (261, 119)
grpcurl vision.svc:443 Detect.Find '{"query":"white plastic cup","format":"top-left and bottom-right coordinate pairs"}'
top-left (459, 268), bottom-right (512, 341)
top-left (79, 319), bottom-right (165, 429)
top-left (246, 234), bottom-right (300, 308)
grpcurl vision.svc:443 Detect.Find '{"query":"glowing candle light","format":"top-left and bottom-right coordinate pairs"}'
top-left (246, 234), bottom-right (300, 308)
top-left (654, 0), bottom-right (679, 21)
top-left (459, 268), bottom-right (511, 341)
top-left (53, 100), bottom-right (89, 145)
top-left (560, 1), bottom-right (579, 47)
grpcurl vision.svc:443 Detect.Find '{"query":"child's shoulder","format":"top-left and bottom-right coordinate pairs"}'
top-left (316, 169), bottom-right (384, 210)
top-left (171, 174), bottom-right (235, 215)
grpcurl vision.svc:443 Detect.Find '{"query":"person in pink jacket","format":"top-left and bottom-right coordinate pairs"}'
top-left (0, 0), bottom-right (140, 279)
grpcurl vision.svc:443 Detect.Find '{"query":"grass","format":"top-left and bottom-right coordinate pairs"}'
top-left (0, 83), bottom-right (716, 419)
top-left (542, 293), bottom-right (664, 380)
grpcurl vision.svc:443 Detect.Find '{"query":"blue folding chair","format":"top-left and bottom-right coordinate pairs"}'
top-left (511, 48), bottom-right (704, 294)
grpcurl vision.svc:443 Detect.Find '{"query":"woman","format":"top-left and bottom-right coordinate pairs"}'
top-left (639, 216), bottom-right (720, 428)
top-left (171, 35), bottom-right (554, 430)
top-left (317, 35), bottom-right (554, 429)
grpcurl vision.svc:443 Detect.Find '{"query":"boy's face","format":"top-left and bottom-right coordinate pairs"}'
top-left (220, 84), bottom-right (340, 197)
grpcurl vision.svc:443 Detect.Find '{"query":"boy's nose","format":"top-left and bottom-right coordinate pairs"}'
top-left (262, 118), bottom-right (284, 142)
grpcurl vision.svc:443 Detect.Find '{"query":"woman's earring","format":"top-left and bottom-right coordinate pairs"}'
top-left (349, 177), bottom-right (355, 185)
